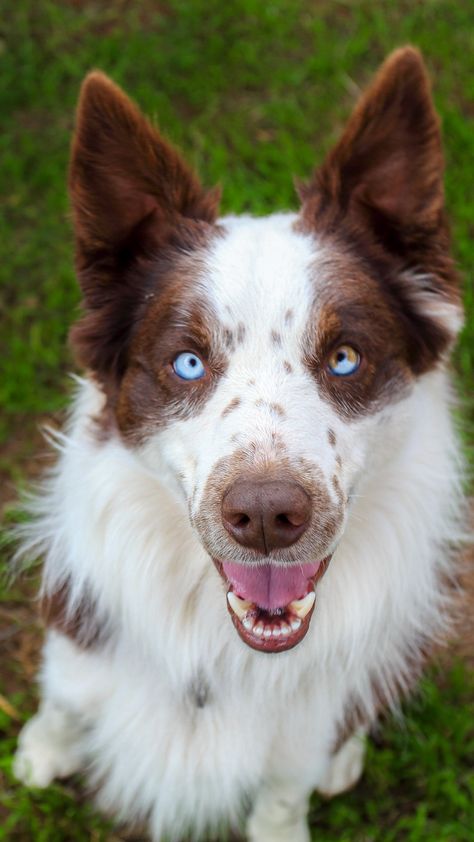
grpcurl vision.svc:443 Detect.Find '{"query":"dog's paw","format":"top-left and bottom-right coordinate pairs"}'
top-left (317, 729), bottom-right (366, 797)
top-left (14, 712), bottom-right (83, 788)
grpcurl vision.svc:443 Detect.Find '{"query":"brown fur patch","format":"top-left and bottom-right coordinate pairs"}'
top-left (283, 361), bottom-right (293, 374)
top-left (221, 397), bottom-right (241, 418)
top-left (115, 255), bottom-right (229, 442)
top-left (328, 428), bottom-right (337, 447)
top-left (270, 329), bottom-right (282, 346)
top-left (297, 47), bottom-right (461, 393)
top-left (302, 247), bottom-right (425, 420)
top-left (40, 582), bottom-right (107, 649)
top-left (68, 70), bottom-right (223, 428)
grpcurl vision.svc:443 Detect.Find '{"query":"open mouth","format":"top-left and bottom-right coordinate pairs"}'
top-left (214, 556), bottom-right (331, 653)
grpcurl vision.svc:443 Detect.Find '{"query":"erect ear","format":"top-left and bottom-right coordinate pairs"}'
top-left (70, 71), bottom-right (219, 263)
top-left (300, 47), bottom-right (446, 256)
top-left (69, 72), bottom-right (220, 382)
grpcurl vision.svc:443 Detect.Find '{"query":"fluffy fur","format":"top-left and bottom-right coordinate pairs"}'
top-left (14, 47), bottom-right (464, 842)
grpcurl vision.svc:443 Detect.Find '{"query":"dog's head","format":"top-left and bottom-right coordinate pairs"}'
top-left (69, 48), bottom-right (462, 653)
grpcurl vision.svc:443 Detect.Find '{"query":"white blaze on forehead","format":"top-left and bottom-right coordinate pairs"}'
top-left (207, 214), bottom-right (317, 339)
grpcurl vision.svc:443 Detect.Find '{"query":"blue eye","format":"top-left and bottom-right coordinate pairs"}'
top-left (328, 345), bottom-right (361, 376)
top-left (173, 352), bottom-right (206, 381)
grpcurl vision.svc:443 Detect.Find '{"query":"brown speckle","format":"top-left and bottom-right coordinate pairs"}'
top-left (335, 454), bottom-right (342, 469)
top-left (285, 309), bottom-right (294, 325)
top-left (247, 379), bottom-right (256, 387)
top-left (271, 329), bottom-right (282, 346)
top-left (283, 360), bottom-right (293, 374)
top-left (221, 397), bottom-right (241, 417)
top-left (269, 403), bottom-right (285, 418)
top-left (223, 327), bottom-right (235, 351)
top-left (255, 398), bottom-right (265, 408)
top-left (236, 322), bottom-right (246, 344)
top-left (328, 428), bottom-right (337, 447)
top-left (332, 474), bottom-right (344, 505)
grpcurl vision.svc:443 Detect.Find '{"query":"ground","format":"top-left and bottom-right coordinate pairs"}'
top-left (0, 1), bottom-right (473, 840)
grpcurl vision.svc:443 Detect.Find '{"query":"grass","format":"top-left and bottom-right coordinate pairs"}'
top-left (0, 1), bottom-right (473, 839)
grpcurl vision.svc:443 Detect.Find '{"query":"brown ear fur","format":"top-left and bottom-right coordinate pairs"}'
top-left (69, 71), bottom-right (220, 382)
top-left (299, 47), bottom-right (461, 371)
top-left (70, 71), bottom-right (219, 255)
top-left (300, 47), bottom-right (445, 244)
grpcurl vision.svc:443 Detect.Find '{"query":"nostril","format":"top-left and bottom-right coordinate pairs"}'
top-left (275, 512), bottom-right (308, 529)
top-left (228, 512), bottom-right (251, 528)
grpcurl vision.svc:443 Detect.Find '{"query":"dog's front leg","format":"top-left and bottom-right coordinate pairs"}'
top-left (246, 779), bottom-right (311, 842)
top-left (14, 630), bottom-right (113, 788)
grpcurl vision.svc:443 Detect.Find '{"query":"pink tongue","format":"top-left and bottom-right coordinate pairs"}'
top-left (222, 561), bottom-right (320, 610)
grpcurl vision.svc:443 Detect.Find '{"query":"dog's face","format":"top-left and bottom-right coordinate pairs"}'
top-left (69, 48), bottom-right (461, 653)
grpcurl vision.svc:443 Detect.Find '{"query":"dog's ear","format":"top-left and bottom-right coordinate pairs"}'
top-left (69, 72), bottom-right (220, 382)
top-left (299, 47), bottom-right (462, 362)
top-left (70, 71), bottom-right (219, 268)
top-left (300, 47), bottom-right (447, 258)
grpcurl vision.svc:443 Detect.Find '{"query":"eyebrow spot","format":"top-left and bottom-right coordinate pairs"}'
top-left (328, 428), bottom-right (337, 447)
top-left (222, 397), bottom-right (241, 417)
top-left (284, 309), bottom-right (294, 325)
top-left (283, 360), bottom-right (293, 374)
top-left (271, 329), bottom-right (282, 346)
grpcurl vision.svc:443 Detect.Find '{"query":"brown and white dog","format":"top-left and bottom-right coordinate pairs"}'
top-left (14, 48), bottom-right (464, 841)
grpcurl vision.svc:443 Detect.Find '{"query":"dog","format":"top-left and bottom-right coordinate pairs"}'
top-left (14, 47), bottom-right (464, 842)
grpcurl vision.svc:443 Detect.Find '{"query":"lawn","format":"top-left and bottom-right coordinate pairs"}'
top-left (0, 1), bottom-right (473, 839)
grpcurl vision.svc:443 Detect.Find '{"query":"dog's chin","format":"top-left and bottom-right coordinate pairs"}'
top-left (213, 556), bottom-right (332, 653)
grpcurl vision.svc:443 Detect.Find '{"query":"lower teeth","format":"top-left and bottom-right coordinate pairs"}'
top-left (240, 612), bottom-right (303, 640)
top-left (227, 590), bottom-right (311, 642)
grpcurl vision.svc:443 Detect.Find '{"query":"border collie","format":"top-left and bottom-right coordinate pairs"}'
top-left (14, 47), bottom-right (464, 842)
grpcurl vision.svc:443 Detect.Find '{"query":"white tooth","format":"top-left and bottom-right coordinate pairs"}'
top-left (242, 616), bottom-right (254, 631)
top-left (291, 618), bottom-right (302, 631)
top-left (281, 623), bottom-right (291, 636)
top-left (227, 591), bottom-right (254, 620)
top-left (254, 623), bottom-right (264, 637)
top-left (272, 626), bottom-right (281, 638)
top-left (263, 627), bottom-right (272, 638)
top-left (288, 591), bottom-right (315, 619)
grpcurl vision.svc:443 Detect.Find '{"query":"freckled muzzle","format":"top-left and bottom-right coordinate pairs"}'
top-left (193, 449), bottom-right (344, 653)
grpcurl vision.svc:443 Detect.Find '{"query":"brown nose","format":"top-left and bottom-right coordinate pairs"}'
top-left (222, 479), bottom-right (311, 554)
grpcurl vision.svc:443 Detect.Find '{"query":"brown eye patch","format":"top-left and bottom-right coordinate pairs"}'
top-left (113, 252), bottom-right (229, 443)
top-left (304, 252), bottom-right (416, 420)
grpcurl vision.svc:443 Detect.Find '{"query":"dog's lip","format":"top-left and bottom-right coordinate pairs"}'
top-left (213, 556), bottom-right (332, 653)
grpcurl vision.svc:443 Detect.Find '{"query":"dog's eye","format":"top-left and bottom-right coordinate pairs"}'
top-left (173, 352), bottom-right (206, 381)
top-left (327, 345), bottom-right (360, 376)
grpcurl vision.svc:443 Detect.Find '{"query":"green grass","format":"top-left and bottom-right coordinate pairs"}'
top-left (0, 1), bottom-right (473, 839)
